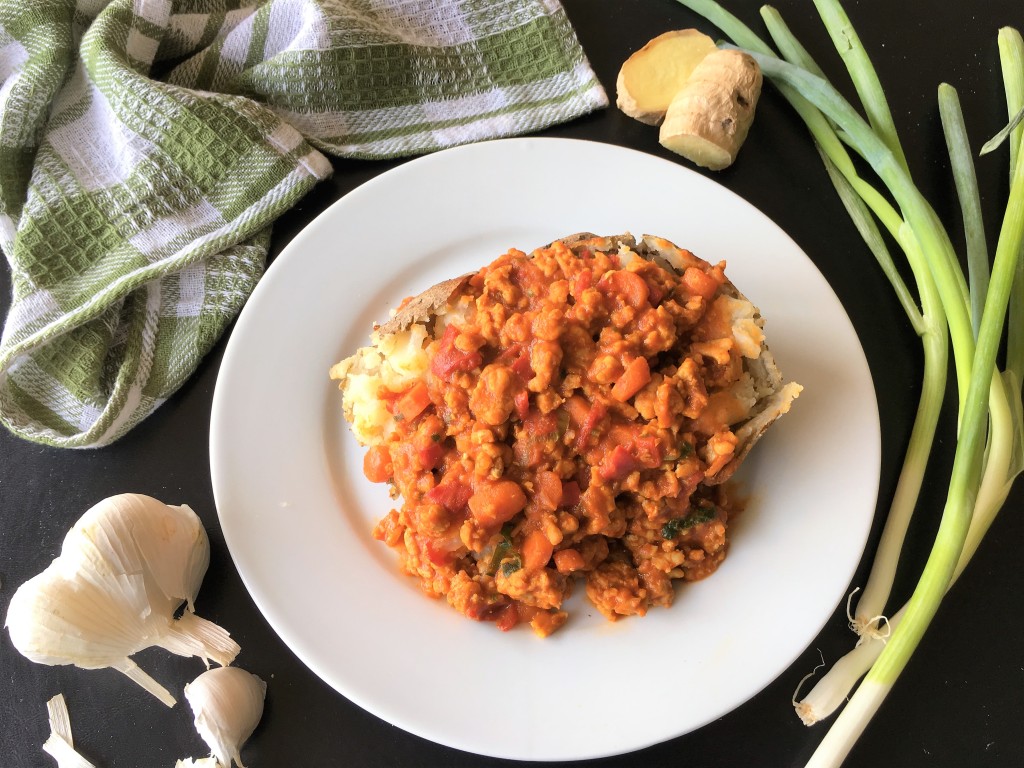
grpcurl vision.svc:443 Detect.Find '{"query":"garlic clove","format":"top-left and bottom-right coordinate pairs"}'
top-left (185, 667), bottom-right (267, 768)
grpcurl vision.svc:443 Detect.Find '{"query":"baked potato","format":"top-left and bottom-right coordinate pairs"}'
top-left (330, 233), bottom-right (800, 636)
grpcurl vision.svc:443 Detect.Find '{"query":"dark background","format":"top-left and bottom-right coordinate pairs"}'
top-left (2, 1), bottom-right (1022, 766)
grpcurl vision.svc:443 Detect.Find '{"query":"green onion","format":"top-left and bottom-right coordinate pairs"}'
top-left (732, 1), bottom-right (952, 632)
top-left (980, 105), bottom-right (1024, 157)
top-left (809, 0), bottom-right (909, 174)
top-left (671, 1), bottom-right (1024, 764)
top-left (996, 28), bottom-right (1024, 178)
top-left (662, 438), bottom-right (695, 465)
top-left (808, 111), bottom-right (1024, 768)
top-left (939, 84), bottom-right (990, 338)
top-left (500, 557), bottom-right (522, 578)
top-left (556, 409), bottom-right (570, 441)
top-left (485, 523), bottom-right (515, 575)
top-left (998, 28), bottom-right (1024, 386)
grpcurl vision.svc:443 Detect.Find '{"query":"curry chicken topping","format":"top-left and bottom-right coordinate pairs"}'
top-left (331, 233), bottom-right (800, 637)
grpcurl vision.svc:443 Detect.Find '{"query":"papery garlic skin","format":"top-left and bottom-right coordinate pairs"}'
top-left (5, 494), bottom-right (240, 706)
top-left (175, 759), bottom-right (220, 767)
top-left (185, 666), bottom-right (267, 768)
top-left (42, 694), bottom-right (96, 768)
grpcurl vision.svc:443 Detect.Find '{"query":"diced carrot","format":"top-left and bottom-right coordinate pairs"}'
top-left (522, 529), bottom-right (554, 571)
top-left (603, 270), bottom-right (650, 309)
top-left (468, 480), bottom-right (527, 527)
top-left (611, 357), bottom-right (651, 402)
top-left (553, 549), bottom-right (586, 573)
top-left (362, 445), bottom-right (393, 483)
top-left (395, 380), bottom-right (431, 422)
top-left (682, 266), bottom-right (721, 300)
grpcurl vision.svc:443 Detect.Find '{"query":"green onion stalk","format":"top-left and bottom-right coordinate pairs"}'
top-left (997, 28), bottom-right (1024, 391)
top-left (758, 3), bottom-right (953, 635)
top-left (670, 0), bottom-right (958, 645)
top-left (671, 0), bottom-right (1024, 764)
top-left (799, 102), bottom-right (1024, 765)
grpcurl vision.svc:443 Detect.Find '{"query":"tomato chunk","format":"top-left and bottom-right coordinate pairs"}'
top-left (572, 269), bottom-right (593, 297)
top-left (514, 389), bottom-right (530, 421)
top-left (426, 481), bottom-right (473, 513)
top-left (511, 349), bottom-right (534, 382)
top-left (430, 324), bottom-right (483, 379)
top-left (494, 603), bottom-right (519, 631)
top-left (422, 536), bottom-right (458, 567)
top-left (415, 442), bottom-right (444, 473)
top-left (468, 480), bottom-right (527, 527)
top-left (646, 279), bottom-right (665, 306)
top-left (362, 445), bottom-right (393, 483)
top-left (598, 434), bottom-right (662, 481)
top-left (575, 399), bottom-right (607, 451)
top-left (611, 357), bottom-right (651, 402)
top-left (559, 480), bottom-right (581, 508)
top-left (599, 444), bottom-right (638, 481)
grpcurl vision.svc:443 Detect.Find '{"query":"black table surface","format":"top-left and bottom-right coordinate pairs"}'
top-left (3, 2), bottom-right (1022, 767)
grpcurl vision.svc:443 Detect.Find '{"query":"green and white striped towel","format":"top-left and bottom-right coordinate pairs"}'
top-left (0, 0), bottom-right (606, 448)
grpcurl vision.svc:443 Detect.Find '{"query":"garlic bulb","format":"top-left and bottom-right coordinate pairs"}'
top-left (185, 666), bottom-right (267, 768)
top-left (5, 494), bottom-right (240, 706)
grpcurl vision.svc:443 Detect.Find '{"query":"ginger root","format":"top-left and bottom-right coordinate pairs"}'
top-left (658, 49), bottom-right (763, 170)
top-left (616, 29), bottom-right (718, 125)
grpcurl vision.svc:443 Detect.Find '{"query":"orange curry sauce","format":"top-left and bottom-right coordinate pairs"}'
top-left (367, 239), bottom-right (742, 637)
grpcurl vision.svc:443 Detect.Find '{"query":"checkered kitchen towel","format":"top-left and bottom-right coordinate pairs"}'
top-left (0, 0), bottom-right (606, 448)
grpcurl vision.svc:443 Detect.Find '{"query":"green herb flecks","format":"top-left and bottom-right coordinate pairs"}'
top-left (661, 503), bottom-right (717, 539)
top-left (485, 523), bottom-right (516, 575)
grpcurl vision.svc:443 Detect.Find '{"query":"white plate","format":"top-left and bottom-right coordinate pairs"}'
top-left (210, 138), bottom-right (879, 761)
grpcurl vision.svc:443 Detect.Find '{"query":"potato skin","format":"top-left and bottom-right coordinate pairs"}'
top-left (375, 274), bottom-right (472, 336)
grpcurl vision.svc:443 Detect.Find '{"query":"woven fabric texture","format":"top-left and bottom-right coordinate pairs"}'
top-left (0, 0), bottom-right (606, 447)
